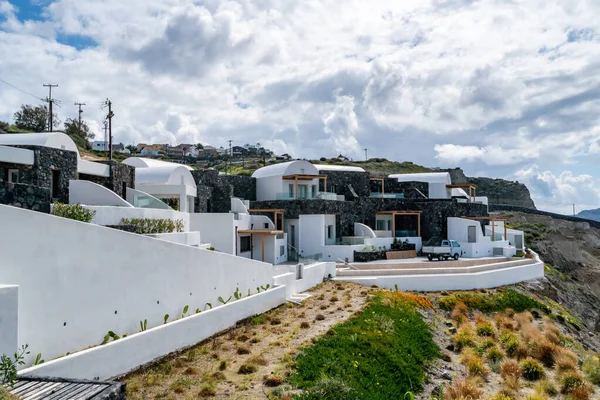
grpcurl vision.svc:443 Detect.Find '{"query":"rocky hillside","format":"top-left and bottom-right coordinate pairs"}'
top-left (577, 208), bottom-right (600, 222)
top-left (443, 168), bottom-right (536, 208)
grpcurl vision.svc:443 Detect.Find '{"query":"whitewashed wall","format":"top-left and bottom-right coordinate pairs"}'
top-left (273, 262), bottom-right (336, 299)
top-left (255, 175), bottom-right (282, 201)
top-left (190, 213), bottom-right (235, 253)
top-left (85, 206), bottom-right (191, 231)
top-left (0, 205), bottom-right (273, 367)
top-left (70, 180), bottom-right (133, 207)
top-left (0, 285), bottom-right (18, 359)
top-left (298, 215), bottom-right (327, 256)
top-left (145, 232), bottom-right (201, 247)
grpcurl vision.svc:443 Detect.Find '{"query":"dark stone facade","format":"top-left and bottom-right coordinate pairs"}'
top-left (79, 161), bottom-right (135, 199)
top-left (369, 178), bottom-right (429, 199)
top-left (0, 181), bottom-right (51, 213)
top-left (190, 171), bottom-right (256, 212)
top-left (0, 146), bottom-right (77, 203)
top-left (318, 171), bottom-right (371, 199)
top-left (251, 198), bottom-right (488, 240)
top-left (354, 250), bottom-right (387, 262)
top-left (219, 175), bottom-right (256, 201)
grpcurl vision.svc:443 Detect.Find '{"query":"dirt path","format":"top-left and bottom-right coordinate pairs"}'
top-left (123, 281), bottom-right (371, 399)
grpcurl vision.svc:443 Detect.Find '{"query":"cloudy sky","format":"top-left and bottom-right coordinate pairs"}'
top-left (1, 0), bottom-right (600, 214)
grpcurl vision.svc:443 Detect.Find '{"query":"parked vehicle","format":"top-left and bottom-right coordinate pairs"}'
top-left (422, 238), bottom-right (462, 261)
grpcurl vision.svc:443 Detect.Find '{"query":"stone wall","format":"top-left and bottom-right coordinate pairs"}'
top-left (0, 181), bottom-right (51, 213)
top-left (79, 161), bottom-right (135, 199)
top-left (250, 198), bottom-right (488, 240)
top-left (318, 171), bottom-right (370, 199)
top-left (0, 146), bottom-right (77, 203)
top-left (369, 179), bottom-right (429, 199)
top-left (219, 175), bottom-right (256, 201)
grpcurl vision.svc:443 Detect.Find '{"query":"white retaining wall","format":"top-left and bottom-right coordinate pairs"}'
top-left (336, 260), bottom-right (544, 291)
top-left (273, 262), bottom-right (336, 299)
top-left (84, 206), bottom-right (191, 231)
top-left (19, 287), bottom-right (286, 380)
top-left (0, 285), bottom-right (18, 359)
top-left (145, 232), bottom-right (201, 247)
top-left (0, 205), bottom-right (273, 366)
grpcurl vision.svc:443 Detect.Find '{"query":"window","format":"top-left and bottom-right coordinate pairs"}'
top-left (280, 245), bottom-right (285, 256)
top-left (240, 236), bottom-right (251, 253)
top-left (376, 220), bottom-right (386, 230)
top-left (8, 169), bottom-right (19, 184)
top-left (327, 225), bottom-right (333, 239)
top-left (51, 170), bottom-right (60, 199)
top-left (312, 185), bottom-right (317, 198)
top-left (122, 182), bottom-right (127, 198)
top-left (467, 226), bottom-right (477, 243)
top-left (288, 184), bottom-right (294, 198)
top-left (264, 223), bottom-right (269, 229)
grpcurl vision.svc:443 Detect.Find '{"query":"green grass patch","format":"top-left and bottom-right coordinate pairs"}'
top-left (439, 289), bottom-right (549, 314)
top-left (507, 222), bottom-right (549, 247)
top-left (289, 295), bottom-right (440, 399)
top-left (544, 265), bottom-right (569, 281)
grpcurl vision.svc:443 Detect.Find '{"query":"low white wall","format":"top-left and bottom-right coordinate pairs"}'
top-left (190, 213), bottom-right (234, 253)
top-left (0, 145), bottom-right (34, 165)
top-left (0, 205), bottom-right (273, 366)
top-left (336, 261), bottom-right (544, 291)
top-left (77, 160), bottom-right (110, 177)
top-left (19, 287), bottom-right (286, 380)
top-left (85, 206), bottom-right (191, 232)
top-left (145, 232), bottom-right (201, 247)
top-left (273, 262), bottom-right (336, 299)
top-left (0, 285), bottom-right (18, 359)
top-left (69, 180), bottom-right (133, 207)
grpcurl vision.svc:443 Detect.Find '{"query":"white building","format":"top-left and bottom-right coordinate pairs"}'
top-left (447, 217), bottom-right (519, 257)
top-left (92, 141), bottom-right (108, 151)
top-left (190, 198), bottom-right (288, 264)
top-left (252, 160), bottom-right (340, 201)
top-left (389, 172), bottom-right (452, 199)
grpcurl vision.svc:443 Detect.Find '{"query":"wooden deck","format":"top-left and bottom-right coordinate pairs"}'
top-left (6, 377), bottom-right (125, 400)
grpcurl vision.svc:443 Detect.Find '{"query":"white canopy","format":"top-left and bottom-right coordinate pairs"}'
top-left (0, 132), bottom-right (80, 159)
top-left (252, 160), bottom-right (319, 178)
top-left (389, 172), bottom-right (451, 184)
top-left (315, 164), bottom-right (365, 172)
top-left (123, 157), bottom-right (193, 170)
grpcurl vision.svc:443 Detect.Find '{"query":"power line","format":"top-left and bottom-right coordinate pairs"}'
top-left (0, 78), bottom-right (45, 101)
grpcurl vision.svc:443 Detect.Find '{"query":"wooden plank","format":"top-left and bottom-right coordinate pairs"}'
top-left (17, 382), bottom-right (54, 398)
top-left (43, 383), bottom-right (82, 400)
top-left (54, 383), bottom-right (91, 399)
top-left (22, 382), bottom-right (63, 400)
top-left (10, 381), bottom-right (40, 396)
top-left (10, 381), bottom-right (29, 389)
top-left (70, 385), bottom-right (107, 400)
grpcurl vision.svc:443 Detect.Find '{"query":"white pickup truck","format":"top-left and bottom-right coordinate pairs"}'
top-left (422, 240), bottom-right (463, 261)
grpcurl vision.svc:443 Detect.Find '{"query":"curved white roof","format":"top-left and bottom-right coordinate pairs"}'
top-left (135, 165), bottom-right (197, 188)
top-left (315, 164), bottom-right (365, 172)
top-left (123, 157), bottom-right (193, 170)
top-left (389, 172), bottom-right (451, 184)
top-left (252, 160), bottom-right (319, 178)
top-left (0, 132), bottom-right (80, 159)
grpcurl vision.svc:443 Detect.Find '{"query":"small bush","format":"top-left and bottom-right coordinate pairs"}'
top-left (487, 347), bottom-right (505, 363)
top-left (569, 384), bottom-right (594, 400)
top-left (480, 337), bottom-right (496, 350)
top-left (237, 346), bottom-right (250, 355)
top-left (454, 324), bottom-right (477, 351)
top-left (237, 363), bottom-right (258, 374)
top-left (445, 378), bottom-right (483, 400)
top-left (218, 360), bottom-right (227, 371)
top-left (464, 354), bottom-right (489, 378)
top-left (535, 379), bottom-right (559, 396)
top-left (582, 355), bottom-right (600, 385)
top-left (330, 296), bottom-right (339, 302)
top-left (294, 376), bottom-right (360, 400)
top-left (120, 217), bottom-right (184, 234)
top-left (315, 314), bottom-right (325, 321)
top-left (533, 340), bottom-right (557, 367)
top-left (488, 395), bottom-right (512, 400)
top-left (451, 301), bottom-right (469, 325)
top-left (555, 349), bottom-right (578, 372)
top-left (248, 355), bottom-right (268, 366)
top-left (520, 358), bottom-right (545, 381)
top-left (52, 203), bottom-right (96, 222)
top-left (237, 333), bottom-right (251, 342)
top-left (198, 384), bottom-right (216, 397)
top-left (300, 321), bottom-right (310, 329)
top-left (560, 371), bottom-right (586, 394)
top-left (264, 374), bottom-right (285, 387)
top-left (476, 320), bottom-right (496, 337)
top-left (500, 359), bottom-right (522, 380)
top-left (270, 317), bottom-right (282, 325)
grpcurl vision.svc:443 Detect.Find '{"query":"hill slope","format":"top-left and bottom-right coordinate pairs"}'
top-left (577, 208), bottom-right (600, 222)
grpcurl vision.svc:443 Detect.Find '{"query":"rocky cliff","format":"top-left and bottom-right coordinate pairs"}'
top-left (442, 167), bottom-right (536, 208)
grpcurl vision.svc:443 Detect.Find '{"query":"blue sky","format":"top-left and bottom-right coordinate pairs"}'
top-left (1, 0), bottom-right (599, 214)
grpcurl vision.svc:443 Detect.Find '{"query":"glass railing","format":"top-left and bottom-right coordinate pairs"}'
top-left (299, 253), bottom-right (323, 264)
top-left (275, 192), bottom-right (345, 201)
top-left (395, 230), bottom-right (417, 237)
top-left (370, 192), bottom-right (405, 199)
top-left (131, 191), bottom-right (172, 210)
top-left (333, 237), bottom-right (366, 245)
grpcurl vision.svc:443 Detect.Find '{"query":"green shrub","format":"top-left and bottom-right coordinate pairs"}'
top-left (559, 371), bottom-right (586, 394)
top-left (290, 296), bottom-right (440, 398)
top-left (120, 218), bottom-right (184, 234)
top-left (582, 355), bottom-right (600, 385)
top-left (487, 347), bottom-right (505, 363)
top-left (476, 320), bottom-right (495, 337)
top-left (519, 358), bottom-right (545, 381)
top-left (294, 376), bottom-right (360, 400)
top-left (51, 203), bottom-right (96, 222)
top-left (454, 325), bottom-right (477, 351)
top-left (438, 289), bottom-right (549, 314)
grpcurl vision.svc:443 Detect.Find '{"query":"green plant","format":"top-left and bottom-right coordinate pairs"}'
top-left (205, 303), bottom-right (212, 310)
top-left (33, 353), bottom-right (44, 366)
top-left (454, 324), bottom-right (477, 351)
top-left (101, 331), bottom-right (121, 345)
top-left (51, 203), bottom-right (96, 222)
top-left (582, 355), bottom-right (600, 385)
top-left (163, 314), bottom-right (169, 324)
top-left (119, 218), bottom-right (184, 234)
top-left (218, 360), bottom-right (227, 370)
top-left (139, 319), bottom-right (148, 332)
top-left (290, 295), bottom-right (439, 398)
top-left (520, 358), bottom-right (545, 381)
top-left (476, 320), bottom-right (495, 337)
top-left (234, 287), bottom-right (243, 300)
top-left (294, 376), bottom-right (361, 400)
top-left (238, 363), bottom-right (257, 374)
top-left (218, 296), bottom-right (232, 305)
top-left (1, 344), bottom-right (29, 386)
top-left (487, 347), bottom-right (505, 363)
top-left (560, 371), bottom-right (586, 394)
top-left (439, 289), bottom-right (549, 314)
top-left (181, 305), bottom-right (189, 318)
top-left (264, 374), bottom-right (284, 387)
top-left (195, 308), bottom-right (201, 314)
top-left (445, 378), bottom-right (483, 400)
top-left (260, 284), bottom-right (271, 291)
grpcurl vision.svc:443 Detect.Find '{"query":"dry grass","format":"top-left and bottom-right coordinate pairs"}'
top-left (454, 323), bottom-right (477, 351)
top-left (463, 353), bottom-right (490, 379)
top-left (555, 348), bottom-right (578, 372)
top-left (500, 359), bottom-right (522, 391)
top-left (445, 378), bottom-right (484, 400)
top-left (451, 301), bottom-right (469, 325)
top-left (264, 374), bottom-right (285, 387)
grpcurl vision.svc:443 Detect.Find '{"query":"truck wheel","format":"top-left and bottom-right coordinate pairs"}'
top-left (438, 255), bottom-right (444, 261)
top-left (427, 254), bottom-right (433, 261)
top-left (453, 253), bottom-right (459, 260)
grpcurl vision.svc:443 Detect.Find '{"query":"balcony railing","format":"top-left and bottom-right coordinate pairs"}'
top-left (370, 192), bottom-right (405, 199)
top-left (275, 192), bottom-right (345, 201)
top-left (299, 253), bottom-right (323, 264)
top-left (333, 237), bottom-right (366, 246)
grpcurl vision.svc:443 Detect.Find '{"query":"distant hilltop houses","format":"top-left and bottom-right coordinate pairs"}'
top-left (90, 141), bottom-right (282, 163)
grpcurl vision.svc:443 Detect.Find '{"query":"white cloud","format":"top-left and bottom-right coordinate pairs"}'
top-left (321, 91), bottom-right (362, 158)
top-left (514, 165), bottom-right (600, 214)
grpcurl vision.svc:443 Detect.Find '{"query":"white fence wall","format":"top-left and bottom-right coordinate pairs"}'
top-left (0, 285), bottom-right (18, 359)
top-left (19, 287), bottom-right (286, 381)
top-left (0, 205), bottom-right (273, 366)
top-left (84, 206), bottom-right (191, 231)
top-left (273, 262), bottom-right (336, 299)
top-left (69, 180), bottom-right (133, 207)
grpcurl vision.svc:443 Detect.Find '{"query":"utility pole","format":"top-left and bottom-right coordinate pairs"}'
top-left (573, 203), bottom-right (576, 217)
top-left (43, 84), bottom-right (58, 131)
top-left (364, 148), bottom-right (368, 161)
top-left (74, 102), bottom-right (86, 137)
top-left (228, 139), bottom-right (233, 175)
top-left (102, 99), bottom-right (114, 160)
top-left (103, 119), bottom-right (108, 151)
